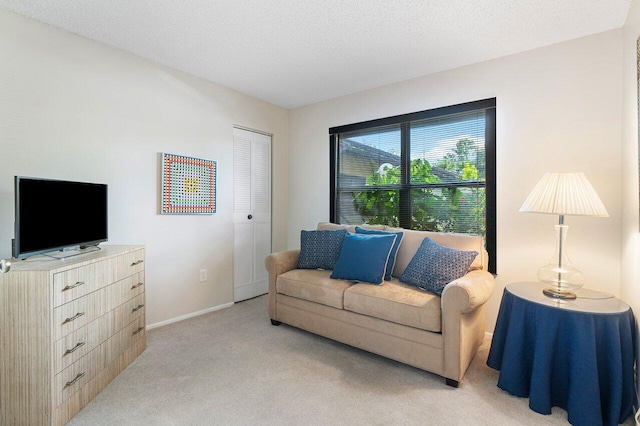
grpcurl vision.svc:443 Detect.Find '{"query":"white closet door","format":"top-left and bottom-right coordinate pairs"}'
top-left (233, 128), bottom-right (272, 302)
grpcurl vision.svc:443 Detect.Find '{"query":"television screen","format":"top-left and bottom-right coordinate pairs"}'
top-left (13, 176), bottom-right (108, 258)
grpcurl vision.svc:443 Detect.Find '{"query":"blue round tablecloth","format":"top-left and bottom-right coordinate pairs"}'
top-left (486, 285), bottom-right (636, 426)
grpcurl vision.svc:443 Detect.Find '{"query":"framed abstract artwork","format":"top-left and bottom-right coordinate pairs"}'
top-left (161, 152), bottom-right (217, 214)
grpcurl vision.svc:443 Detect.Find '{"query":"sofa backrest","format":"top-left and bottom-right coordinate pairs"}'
top-left (316, 222), bottom-right (488, 274)
top-left (383, 226), bottom-right (487, 275)
top-left (316, 222), bottom-right (385, 233)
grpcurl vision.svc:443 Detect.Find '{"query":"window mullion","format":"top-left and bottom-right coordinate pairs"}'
top-left (485, 107), bottom-right (497, 273)
top-left (329, 134), bottom-right (337, 223)
top-left (399, 123), bottom-right (411, 229)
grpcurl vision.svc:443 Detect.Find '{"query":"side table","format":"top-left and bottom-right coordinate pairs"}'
top-left (487, 282), bottom-right (636, 426)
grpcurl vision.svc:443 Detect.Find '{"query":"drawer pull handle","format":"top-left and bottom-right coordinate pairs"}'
top-left (131, 282), bottom-right (144, 289)
top-left (132, 304), bottom-right (145, 313)
top-left (65, 372), bottom-right (85, 387)
top-left (63, 312), bottom-right (85, 324)
top-left (132, 326), bottom-right (145, 335)
top-left (64, 341), bottom-right (86, 355)
top-left (131, 260), bottom-right (144, 266)
top-left (62, 281), bottom-right (85, 291)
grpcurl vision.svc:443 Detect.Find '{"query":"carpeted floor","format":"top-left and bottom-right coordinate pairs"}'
top-left (67, 295), bottom-right (635, 425)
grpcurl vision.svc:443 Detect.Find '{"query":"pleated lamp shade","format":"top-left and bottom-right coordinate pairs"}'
top-left (519, 172), bottom-right (609, 217)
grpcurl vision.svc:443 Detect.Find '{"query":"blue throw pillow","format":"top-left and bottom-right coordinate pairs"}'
top-left (399, 237), bottom-right (478, 296)
top-left (330, 233), bottom-right (397, 285)
top-left (355, 226), bottom-right (404, 281)
top-left (297, 229), bottom-right (347, 270)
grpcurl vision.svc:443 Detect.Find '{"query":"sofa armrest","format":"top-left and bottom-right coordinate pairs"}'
top-left (441, 269), bottom-right (495, 382)
top-left (441, 269), bottom-right (495, 314)
top-left (265, 249), bottom-right (300, 320)
top-left (265, 249), bottom-right (300, 278)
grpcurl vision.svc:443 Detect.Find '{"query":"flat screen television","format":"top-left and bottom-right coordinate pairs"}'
top-left (13, 176), bottom-right (108, 259)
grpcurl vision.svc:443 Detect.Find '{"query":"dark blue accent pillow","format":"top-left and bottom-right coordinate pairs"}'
top-left (330, 233), bottom-right (397, 285)
top-left (355, 226), bottom-right (404, 280)
top-left (297, 229), bottom-right (348, 270)
top-left (399, 237), bottom-right (478, 296)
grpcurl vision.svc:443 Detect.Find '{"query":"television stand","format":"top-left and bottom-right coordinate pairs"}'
top-left (41, 245), bottom-right (102, 260)
top-left (0, 245), bottom-right (146, 425)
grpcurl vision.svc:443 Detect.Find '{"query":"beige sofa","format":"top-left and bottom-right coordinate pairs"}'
top-left (265, 222), bottom-right (495, 387)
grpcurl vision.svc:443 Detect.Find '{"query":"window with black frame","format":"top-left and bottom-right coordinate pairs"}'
top-left (330, 98), bottom-right (496, 273)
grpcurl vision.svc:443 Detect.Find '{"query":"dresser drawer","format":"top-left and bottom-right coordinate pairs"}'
top-left (54, 295), bottom-right (94, 340)
top-left (54, 346), bottom-right (95, 408)
top-left (114, 293), bottom-right (146, 332)
top-left (120, 316), bottom-right (146, 352)
top-left (129, 271), bottom-right (145, 298)
top-left (116, 249), bottom-right (145, 282)
top-left (54, 331), bottom-right (122, 409)
top-left (116, 272), bottom-right (145, 306)
top-left (53, 258), bottom-right (116, 307)
top-left (54, 310), bottom-right (116, 374)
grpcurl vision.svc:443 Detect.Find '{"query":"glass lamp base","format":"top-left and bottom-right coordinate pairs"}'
top-left (543, 287), bottom-right (577, 300)
top-left (537, 223), bottom-right (583, 301)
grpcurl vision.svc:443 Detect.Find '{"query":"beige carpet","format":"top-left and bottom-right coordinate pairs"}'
top-left (68, 295), bottom-right (635, 425)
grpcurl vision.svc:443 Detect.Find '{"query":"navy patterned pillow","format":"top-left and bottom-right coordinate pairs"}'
top-left (399, 237), bottom-right (478, 296)
top-left (297, 229), bottom-right (348, 270)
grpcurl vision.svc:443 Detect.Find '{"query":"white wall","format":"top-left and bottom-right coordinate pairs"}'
top-left (621, 0), bottom-right (640, 409)
top-left (288, 30), bottom-right (624, 332)
top-left (0, 9), bottom-right (289, 326)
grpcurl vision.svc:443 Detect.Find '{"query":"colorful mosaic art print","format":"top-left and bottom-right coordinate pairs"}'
top-left (162, 153), bottom-right (216, 214)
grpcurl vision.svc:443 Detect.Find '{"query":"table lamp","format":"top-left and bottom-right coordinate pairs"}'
top-left (519, 172), bottom-right (608, 299)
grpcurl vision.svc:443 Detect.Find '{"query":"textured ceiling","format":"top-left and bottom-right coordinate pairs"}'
top-left (0, 1), bottom-right (632, 109)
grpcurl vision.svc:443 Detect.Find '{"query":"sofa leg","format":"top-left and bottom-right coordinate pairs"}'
top-left (270, 319), bottom-right (282, 326)
top-left (445, 378), bottom-right (459, 388)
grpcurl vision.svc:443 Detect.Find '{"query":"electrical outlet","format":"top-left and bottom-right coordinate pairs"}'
top-left (200, 269), bottom-right (207, 282)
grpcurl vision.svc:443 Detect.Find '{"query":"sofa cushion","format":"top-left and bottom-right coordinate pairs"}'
top-left (385, 227), bottom-right (485, 276)
top-left (276, 269), bottom-right (352, 309)
top-left (355, 226), bottom-right (404, 281)
top-left (297, 229), bottom-right (347, 270)
top-left (399, 238), bottom-right (478, 296)
top-left (343, 279), bottom-right (442, 332)
top-left (330, 233), bottom-right (397, 285)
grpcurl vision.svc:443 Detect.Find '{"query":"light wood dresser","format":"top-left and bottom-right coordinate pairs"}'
top-left (0, 245), bottom-right (146, 425)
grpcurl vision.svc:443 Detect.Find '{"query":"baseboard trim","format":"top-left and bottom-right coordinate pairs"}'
top-left (146, 302), bottom-right (234, 330)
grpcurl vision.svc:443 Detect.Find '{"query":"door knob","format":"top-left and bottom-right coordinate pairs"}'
top-left (248, 214), bottom-right (253, 220)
